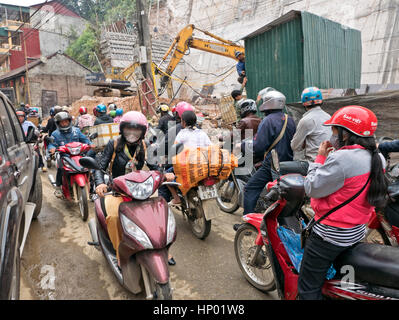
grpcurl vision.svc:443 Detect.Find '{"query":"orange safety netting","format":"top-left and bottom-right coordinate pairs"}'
top-left (172, 145), bottom-right (238, 195)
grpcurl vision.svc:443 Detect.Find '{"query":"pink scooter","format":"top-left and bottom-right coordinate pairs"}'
top-left (79, 154), bottom-right (180, 300)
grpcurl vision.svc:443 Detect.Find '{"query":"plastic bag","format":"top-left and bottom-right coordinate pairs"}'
top-left (277, 225), bottom-right (336, 280)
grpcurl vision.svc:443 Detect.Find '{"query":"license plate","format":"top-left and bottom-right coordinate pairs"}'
top-left (198, 185), bottom-right (218, 200)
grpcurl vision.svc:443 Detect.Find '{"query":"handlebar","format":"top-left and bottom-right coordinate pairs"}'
top-left (264, 187), bottom-right (279, 202)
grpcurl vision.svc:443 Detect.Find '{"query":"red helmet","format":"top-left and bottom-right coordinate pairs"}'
top-left (79, 106), bottom-right (87, 115)
top-left (119, 111), bottom-right (148, 138)
top-left (175, 101), bottom-right (194, 118)
top-left (324, 105), bottom-right (378, 137)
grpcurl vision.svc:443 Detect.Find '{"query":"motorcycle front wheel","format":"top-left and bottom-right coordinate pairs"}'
top-left (216, 179), bottom-right (239, 213)
top-left (76, 185), bottom-right (89, 221)
top-left (154, 282), bottom-right (173, 300)
top-left (234, 224), bottom-right (276, 292)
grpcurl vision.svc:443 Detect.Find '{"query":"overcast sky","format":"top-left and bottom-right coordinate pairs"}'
top-left (1, 0), bottom-right (46, 6)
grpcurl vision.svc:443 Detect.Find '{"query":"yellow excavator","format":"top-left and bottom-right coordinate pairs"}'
top-left (86, 24), bottom-right (244, 99)
top-left (156, 24), bottom-right (245, 94)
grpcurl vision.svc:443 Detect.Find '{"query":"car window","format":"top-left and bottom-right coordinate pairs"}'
top-left (0, 100), bottom-right (16, 148)
top-left (4, 99), bottom-right (25, 143)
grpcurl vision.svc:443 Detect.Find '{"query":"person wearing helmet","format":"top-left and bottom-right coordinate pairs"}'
top-left (108, 103), bottom-right (117, 111)
top-left (239, 90), bottom-right (296, 218)
top-left (156, 104), bottom-right (174, 134)
top-left (298, 105), bottom-right (387, 300)
top-left (42, 106), bottom-right (61, 136)
top-left (17, 109), bottom-right (37, 136)
top-left (274, 87), bottom-right (332, 177)
top-left (93, 111), bottom-right (176, 266)
top-left (235, 99), bottom-right (261, 141)
top-left (94, 104), bottom-right (114, 125)
top-left (48, 111), bottom-right (94, 198)
top-left (113, 108), bottom-right (123, 124)
top-left (77, 106), bottom-right (94, 134)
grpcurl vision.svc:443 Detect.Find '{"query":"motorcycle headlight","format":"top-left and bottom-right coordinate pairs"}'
top-left (120, 214), bottom-right (153, 249)
top-left (166, 209), bottom-right (176, 245)
top-left (67, 146), bottom-right (81, 155)
top-left (125, 176), bottom-right (154, 200)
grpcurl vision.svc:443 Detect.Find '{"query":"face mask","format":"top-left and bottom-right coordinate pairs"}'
top-left (330, 134), bottom-right (340, 150)
top-left (124, 129), bottom-right (141, 143)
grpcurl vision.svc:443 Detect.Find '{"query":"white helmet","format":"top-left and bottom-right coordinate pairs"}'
top-left (258, 87), bottom-right (276, 101)
top-left (259, 90), bottom-right (286, 111)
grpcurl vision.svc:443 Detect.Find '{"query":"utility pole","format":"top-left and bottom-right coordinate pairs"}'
top-left (136, 0), bottom-right (153, 79)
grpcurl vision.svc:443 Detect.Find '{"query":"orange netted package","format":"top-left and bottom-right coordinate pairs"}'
top-left (172, 145), bottom-right (238, 195)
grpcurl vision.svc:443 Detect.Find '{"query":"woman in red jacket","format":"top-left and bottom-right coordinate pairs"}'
top-left (298, 105), bottom-right (388, 300)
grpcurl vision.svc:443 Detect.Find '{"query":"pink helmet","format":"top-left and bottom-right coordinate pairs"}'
top-left (175, 101), bottom-right (195, 118)
top-left (119, 111), bottom-right (148, 138)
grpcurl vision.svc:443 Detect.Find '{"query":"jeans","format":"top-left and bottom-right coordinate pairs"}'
top-left (243, 161), bottom-right (273, 214)
top-left (298, 231), bottom-right (353, 300)
top-left (271, 160), bottom-right (309, 180)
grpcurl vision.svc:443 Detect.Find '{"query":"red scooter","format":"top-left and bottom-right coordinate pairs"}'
top-left (79, 150), bottom-right (180, 300)
top-left (234, 150), bottom-right (399, 300)
top-left (49, 141), bottom-right (92, 221)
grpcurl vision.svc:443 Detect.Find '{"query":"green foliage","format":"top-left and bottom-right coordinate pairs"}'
top-left (65, 24), bottom-right (101, 72)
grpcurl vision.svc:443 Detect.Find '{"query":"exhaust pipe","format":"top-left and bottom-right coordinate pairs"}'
top-left (88, 218), bottom-right (100, 248)
top-left (48, 174), bottom-right (56, 187)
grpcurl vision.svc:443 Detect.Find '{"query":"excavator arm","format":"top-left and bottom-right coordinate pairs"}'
top-left (158, 24), bottom-right (244, 88)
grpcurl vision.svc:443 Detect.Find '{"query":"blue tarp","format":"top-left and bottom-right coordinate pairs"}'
top-left (277, 225), bottom-right (336, 280)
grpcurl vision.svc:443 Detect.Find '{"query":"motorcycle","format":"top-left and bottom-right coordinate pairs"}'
top-left (234, 150), bottom-right (399, 299)
top-left (172, 175), bottom-right (221, 240)
top-left (48, 141), bottom-right (93, 221)
top-left (79, 151), bottom-right (180, 300)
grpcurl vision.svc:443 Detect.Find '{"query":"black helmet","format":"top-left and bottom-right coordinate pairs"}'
top-left (237, 99), bottom-right (257, 118)
top-left (55, 111), bottom-right (72, 132)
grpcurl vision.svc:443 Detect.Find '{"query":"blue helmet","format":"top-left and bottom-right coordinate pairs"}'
top-left (116, 108), bottom-right (123, 116)
top-left (96, 104), bottom-right (107, 114)
top-left (50, 107), bottom-right (55, 116)
top-left (301, 87), bottom-right (323, 107)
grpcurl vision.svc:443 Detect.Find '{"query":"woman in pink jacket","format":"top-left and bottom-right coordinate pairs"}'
top-left (298, 105), bottom-right (388, 300)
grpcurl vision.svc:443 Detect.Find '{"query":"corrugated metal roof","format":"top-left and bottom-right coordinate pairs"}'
top-left (241, 10), bottom-right (301, 40)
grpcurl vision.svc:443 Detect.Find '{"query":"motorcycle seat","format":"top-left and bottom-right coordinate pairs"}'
top-left (334, 242), bottom-right (399, 289)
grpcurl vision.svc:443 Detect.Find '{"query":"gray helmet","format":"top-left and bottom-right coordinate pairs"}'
top-left (258, 87), bottom-right (276, 101)
top-left (55, 111), bottom-right (72, 132)
top-left (259, 90), bottom-right (286, 111)
top-left (53, 105), bottom-right (62, 115)
top-left (237, 99), bottom-right (257, 118)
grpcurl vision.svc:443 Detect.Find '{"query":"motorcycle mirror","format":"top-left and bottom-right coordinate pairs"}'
top-left (79, 157), bottom-right (100, 170)
top-left (271, 149), bottom-right (280, 174)
top-left (25, 126), bottom-right (39, 143)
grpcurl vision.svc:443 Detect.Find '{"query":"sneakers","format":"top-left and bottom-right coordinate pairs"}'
top-left (233, 223), bottom-right (243, 231)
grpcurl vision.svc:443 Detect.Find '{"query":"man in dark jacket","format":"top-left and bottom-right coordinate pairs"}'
top-left (240, 90), bottom-right (296, 217)
top-left (156, 104), bottom-right (175, 134)
top-left (94, 104), bottom-right (114, 125)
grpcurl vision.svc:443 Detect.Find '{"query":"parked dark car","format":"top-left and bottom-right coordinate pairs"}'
top-left (0, 92), bottom-right (42, 299)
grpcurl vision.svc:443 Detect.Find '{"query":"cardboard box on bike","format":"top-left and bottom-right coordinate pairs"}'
top-left (88, 123), bottom-right (120, 151)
